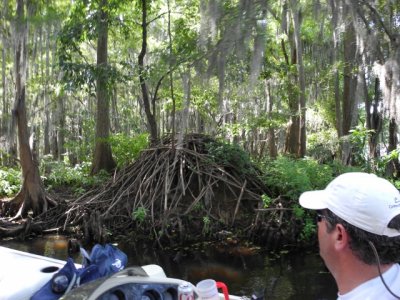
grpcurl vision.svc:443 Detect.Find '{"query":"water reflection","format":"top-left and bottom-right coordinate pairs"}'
top-left (0, 235), bottom-right (337, 299)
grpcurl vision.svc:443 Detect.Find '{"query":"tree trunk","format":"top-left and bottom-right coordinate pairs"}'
top-left (387, 118), bottom-right (400, 178)
top-left (264, 79), bottom-right (277, 159)
top-left (8, 0), bottom-right (55, 218)
top-left (138, 0), bottom-right (158, 144)
top-left (68, 106), bottom-right (78, 166)
top-left (291, 0), bottom-right (306, 157)
top-left (43, 25), bottom-right (51, 156)
top-left (178, 69), bottom-right (191, 149)
top-left (91, 0), bottom-right (116, 175)
top-left (329, 0), bottom-right (342, 138)
top-left (365, 77), bottom-right (382, 162)
top-left (1, 23), bottom-right (6, 138)
top-left (1, 0), bottom-right (16, 167)
top-left (111, 85), bottom-right (120, 132)
top-left (283, 40), bottom-right (300, 155)
top-left (55, 87), bottom-right (66, 161)
top-left (167, 0), bottom-right (176, 149)
top-left (341, 13), bottom-right (358, 165)
top-left (1, 24), bottom-right (7, 163)
top-left (382, 37), bottom-right (400, 177)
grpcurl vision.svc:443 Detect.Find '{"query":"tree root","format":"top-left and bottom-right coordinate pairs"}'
top-left (22, 134), bottom-right (272, 246)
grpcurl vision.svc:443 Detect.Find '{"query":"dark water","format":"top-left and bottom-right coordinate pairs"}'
top-left (0, 235), bottom-right (337, 300)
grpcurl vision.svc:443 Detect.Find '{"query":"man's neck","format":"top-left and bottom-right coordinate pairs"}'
top-left (334, 260), bottom-right (394, 295)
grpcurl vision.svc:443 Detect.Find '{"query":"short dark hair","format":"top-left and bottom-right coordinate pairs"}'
top-left (322, 209), bottom-right (400, 264)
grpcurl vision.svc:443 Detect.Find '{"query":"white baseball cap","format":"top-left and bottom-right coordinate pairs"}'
top-left (299, 172), bottom-right (400, 237)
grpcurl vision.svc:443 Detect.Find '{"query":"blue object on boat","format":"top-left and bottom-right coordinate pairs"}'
top-left (30, 243), bottom-right (127, 300)
top-left (81, 243), bottom-right (128, 277)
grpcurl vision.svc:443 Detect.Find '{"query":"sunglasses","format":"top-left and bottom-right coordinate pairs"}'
top-left (316, 211), bottom-right (332, 223)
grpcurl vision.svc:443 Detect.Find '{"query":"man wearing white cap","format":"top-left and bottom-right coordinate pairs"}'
top-left (299, 172), bottom-right (400, 299)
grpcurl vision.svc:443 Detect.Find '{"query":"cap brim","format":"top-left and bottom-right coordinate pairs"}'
top-left (299, 190), bottom-right (329, 210)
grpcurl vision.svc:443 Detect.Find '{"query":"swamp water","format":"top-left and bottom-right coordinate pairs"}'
top-left (0, 235), bottom-right (337, 299)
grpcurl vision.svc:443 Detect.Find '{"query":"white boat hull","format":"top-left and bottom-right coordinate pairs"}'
top-left (0, 246), bottom-right (247, 300)
top-left (0, 246), bottom-right (79, 300)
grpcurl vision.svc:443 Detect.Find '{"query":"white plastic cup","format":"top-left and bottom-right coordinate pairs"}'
top-left (196, 279), bottom-right (219, 300)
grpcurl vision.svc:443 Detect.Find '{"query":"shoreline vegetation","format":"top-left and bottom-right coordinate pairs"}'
top-left (0, 134), bottom-right (366, 253)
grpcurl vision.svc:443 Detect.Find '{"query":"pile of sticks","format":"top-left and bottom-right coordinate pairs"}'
top-left (38, 134), bottom-right (269, 245)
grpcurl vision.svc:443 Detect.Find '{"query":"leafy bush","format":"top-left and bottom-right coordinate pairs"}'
top-left (64, 116), bottom-right (95, 164)
top-left (261, 156), bottom-right (334, 201)
top-left (346, 124), bottom-right (376, 169)
top-left (374, 148), bottom-right (400, 177)
top-left (328, 159), bottom-right (361, 177)
top-left (260, 156), bottom-right (359, 243)
top-left (307, 128), bottom-right (339, 163)
top-left (132, 206), bottom-right (147, 223)
top-left (0, 168), bottom-right (21, 197)
top-left (109, 133), bottom-right (149, 167)
top-left (206, 140), bottom-right (257, 176)
top-left (42, 161), bottom-right (108, 195)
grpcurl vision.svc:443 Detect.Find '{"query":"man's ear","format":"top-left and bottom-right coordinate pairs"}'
top-left (334, 224), bottom-right (349, 250)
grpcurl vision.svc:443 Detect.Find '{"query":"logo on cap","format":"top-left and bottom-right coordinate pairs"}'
top-left (389, 197), bottom-right (400, 209)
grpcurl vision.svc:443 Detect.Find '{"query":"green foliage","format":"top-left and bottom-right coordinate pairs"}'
top-left (109, 133), bottom-right (149, 167)
top-left (375, 149), bottom-right (400, 177)
top-left (307, 128), bottom-right (339, 163)
top-left (301, 214), bottom-right (317, 240)
top-left (172, 17), bottom-right (200, 59)
top-left (391, 178), bottom-right (400, 190)
top-left (64, 113), bottom-right (96, 164)
top-left (191, 85), bottom-right (220, 122)
top-left (247, 112), bottom-right (287, 131)
top-left (206, 140), bottom-right (257, 176)
top-left (193, 202), bottom-right (203, 212)
top-left (293, 204), bottom-right (316, 240)
top-left (0, 168), bottom-right (21, 197)
top-left (202, 216), bottom-right (211, 235)
top-left (347, 124), bottom-right (374, 167)
top-left (261, 156), bottom-right (334, 201)
top-left (328, 159), bottom-right (362, 177)
top-left (263, 156), bottom-right (327, 240)
top-left (260, 156), bottom-right (362, 242)
top-left (41, 160), bottom-right (108, 195)
top-left (261, 194), bottom-right (272, 208)
top-left (132, 206), bottom-right (147, 223)
top-left (58, 0), bottom-right (129, 93)
top-left (292, 205), bottom-right (304, 219)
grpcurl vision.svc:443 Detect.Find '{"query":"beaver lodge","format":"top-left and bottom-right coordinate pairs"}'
top-left (3, 134), bottom-right (302, 250)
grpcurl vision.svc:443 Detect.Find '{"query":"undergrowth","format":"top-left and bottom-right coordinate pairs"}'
top-left (0, 168), bottom-right (21, 197)
top-left (206, 140), bottom-right (258, 177)
top-left (41, 160), bottom-right (109, 195)
top-left (259, 155), bottom-right (361, 242)
top-left (109, 133), bottom-right (149, 167)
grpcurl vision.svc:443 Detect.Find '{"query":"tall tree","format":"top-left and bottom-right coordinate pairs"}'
top-left (59, 0), bottom-right (119, 173)
top-left (364, 77), bottom-right (382, 162)
top-left (282, 0), bottom-right (302, 157)
top-left (91, 0), bottom-right (116, 174)
top-left (0, 0), bottom-right (7, 139)
top-left (329, 0), bottom-right (342, 139)
top-left (290, 0), bottom-right (306, 157)
top-left (1, 0), bottom-right (17, 166)
top-left (8, 0), bottom-right (55, 217)
top-left (340, 4), bottom-right (358, 165)
top-left (138, 0), bottom-right (158, 144)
